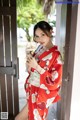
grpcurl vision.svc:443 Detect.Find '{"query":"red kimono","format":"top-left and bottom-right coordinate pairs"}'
top-left (25, 45), bottom-right (63, 120)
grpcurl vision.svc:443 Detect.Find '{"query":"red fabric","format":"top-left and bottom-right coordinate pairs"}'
top-left (25, 45), bottom-right (63, 120)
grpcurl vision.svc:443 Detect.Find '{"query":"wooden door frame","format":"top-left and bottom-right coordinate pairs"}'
top-left (56, 3), bottom-right (78, 120)
top-left (0, 0), bottom-right (19, 119)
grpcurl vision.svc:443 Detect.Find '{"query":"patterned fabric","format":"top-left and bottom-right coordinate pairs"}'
top-left (25, 45), bottom-right (63, 120)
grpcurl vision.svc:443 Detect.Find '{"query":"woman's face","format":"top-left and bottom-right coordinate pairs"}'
top-left (34, 28), bottom-right (51, 48)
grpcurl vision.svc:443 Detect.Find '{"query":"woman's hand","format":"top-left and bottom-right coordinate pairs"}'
top-left (27, 54), bottom-right (38, 70)
top-left (26, 54), bottom-right (45, 74)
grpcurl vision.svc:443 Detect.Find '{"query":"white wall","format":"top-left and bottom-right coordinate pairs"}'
top-left (55, 4), bottom-right (62, 48)
top-left (70, 4), bottom-right (80, 120)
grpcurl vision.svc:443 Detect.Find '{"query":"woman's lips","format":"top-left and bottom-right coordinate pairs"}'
top-left (40, 42), bottom-right (45, 44)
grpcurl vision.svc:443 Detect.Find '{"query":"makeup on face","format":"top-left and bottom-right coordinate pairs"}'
top-left (34, 28), bottom-right (50, 41)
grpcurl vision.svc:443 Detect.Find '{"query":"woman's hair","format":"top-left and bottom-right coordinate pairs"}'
top-left (33, 21), bottom-right (53, 37)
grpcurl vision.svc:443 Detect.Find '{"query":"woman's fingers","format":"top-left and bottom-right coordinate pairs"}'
top-left (27, 56), bottom-right (33, 62)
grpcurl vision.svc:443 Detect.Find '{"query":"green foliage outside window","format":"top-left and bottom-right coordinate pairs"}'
top-left (17, 0), bottom-right (45, 41)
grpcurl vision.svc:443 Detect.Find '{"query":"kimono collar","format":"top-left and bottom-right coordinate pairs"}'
top-left (38, 45), bottom-right (58, 60)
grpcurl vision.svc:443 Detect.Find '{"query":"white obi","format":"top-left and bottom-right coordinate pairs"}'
top-left (28, 70), bottom-right (40, 87)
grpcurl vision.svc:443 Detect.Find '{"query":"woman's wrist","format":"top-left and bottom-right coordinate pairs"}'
top-left (35, 64), bottom-right (45, 74)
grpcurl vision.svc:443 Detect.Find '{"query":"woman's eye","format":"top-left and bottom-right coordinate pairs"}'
top-left (35, 36), bottom-right (39, 38)
top-left (42, 33), bottom-right (45, 36)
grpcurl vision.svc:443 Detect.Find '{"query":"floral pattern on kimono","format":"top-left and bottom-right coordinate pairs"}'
top-left (25, 45), bottom-right (63, 120)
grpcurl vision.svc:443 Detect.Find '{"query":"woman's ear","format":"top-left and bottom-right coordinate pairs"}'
top-left (50, 29), bottom-right (54, 37)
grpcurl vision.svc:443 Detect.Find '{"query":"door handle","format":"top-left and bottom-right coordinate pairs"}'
top-left (0, 66), bottom-right (15, 75)
top-left (0, 58), bottom-right (19, 79)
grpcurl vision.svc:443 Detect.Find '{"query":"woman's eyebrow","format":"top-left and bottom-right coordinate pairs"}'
top-left (35, 32), bottom-right (45, 36)
top-left (35, 34), bottom-right (39, 37)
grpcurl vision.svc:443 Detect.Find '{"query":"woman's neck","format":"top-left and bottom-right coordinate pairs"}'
top-left (46, 41), bottom-right (54, 50)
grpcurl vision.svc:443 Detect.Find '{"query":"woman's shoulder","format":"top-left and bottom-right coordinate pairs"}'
top-left (53, 46), bottom-right (63, 64)
top-left (53, 45), bottom-right (61, 55)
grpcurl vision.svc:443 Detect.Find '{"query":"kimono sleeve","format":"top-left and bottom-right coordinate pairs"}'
top-left (37, 52), bottom-right (63, 109)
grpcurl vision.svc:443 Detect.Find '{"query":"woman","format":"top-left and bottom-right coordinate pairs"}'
top-left (15, 21), bottom-right (63, 120)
